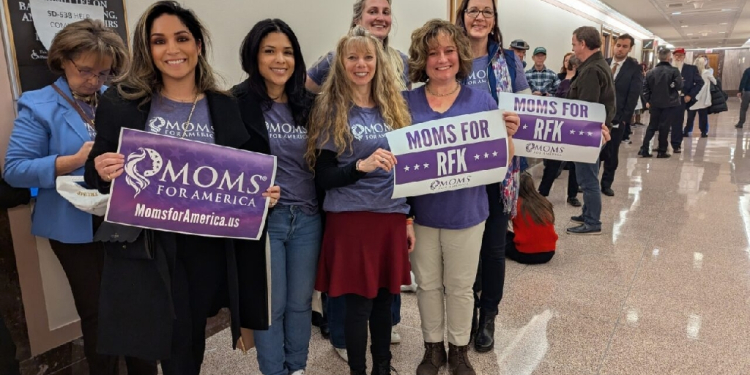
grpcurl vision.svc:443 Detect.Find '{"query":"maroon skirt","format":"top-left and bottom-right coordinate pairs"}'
top-left (315, 211), bottom-right (411, 298)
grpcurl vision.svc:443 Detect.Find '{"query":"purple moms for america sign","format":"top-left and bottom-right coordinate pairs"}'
top-left (386, 110), bottom-right (508, 198)
top-left (105, 128), bottom-right (277, 240)
top-left (498, 93), bottom-right (605, 163)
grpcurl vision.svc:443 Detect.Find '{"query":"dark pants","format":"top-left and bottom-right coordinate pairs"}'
top-left (473, 185), bottom-right (509, 315)
top-left (161, 236), bottom-right (231, 375)
top-left (642, 106), bottom-right (681, 154)
top-left (623, 121), bottom-right (633, 140)
top-left (685, 108), bottom-right (709, 135)
top-left (505, 232), bottom-right (554, 265)
top-left (345, 289), bottom-right (392, 372)
top-left (538, 160), bottom-right (577, 199)
top-left (672, 102), bottom-right (690, 149)
top-left (0, 315), bottom-right (19, 375)
top-left (325, 293), bottom-right (401, 349)
top-left (601, 123), bottom-right (625, 190)
top-left (49, 240), bottom-right (157, 375)
top-left (740, 91), bottom-right (750, 126)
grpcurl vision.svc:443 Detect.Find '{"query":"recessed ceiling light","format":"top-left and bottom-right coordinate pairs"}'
top-left (720, 22), bottom-right (728, 25)
top-left (681, 25), bottom-right (689, 28)
top-left (672, 11), bottom-right (682, 14)
top-left (687, 33), bottom-right (693, 35)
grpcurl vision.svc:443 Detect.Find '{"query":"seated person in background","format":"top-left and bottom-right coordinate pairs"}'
top-left (507, 173), bottom-right (557, 265)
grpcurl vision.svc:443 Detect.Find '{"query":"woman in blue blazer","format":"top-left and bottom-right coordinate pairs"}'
top-left (3, 20), bottom-right (156, 375)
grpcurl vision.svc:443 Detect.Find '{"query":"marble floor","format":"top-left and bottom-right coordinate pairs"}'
top-left (199, 98), bottom-right (750, 375)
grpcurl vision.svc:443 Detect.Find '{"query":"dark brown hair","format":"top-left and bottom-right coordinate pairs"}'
top-left (518, 172), bottom-right (555, 226)
top-left (408, 19), bottom-right (473, 83)
top-left (573, 26), bottom-right (601, 50)
top-left (454, 0), bottom-right (502, 47)
top-left (615, 34), bottom-right (635, 48)
top-left (47, 19), bottom-right (128, 77)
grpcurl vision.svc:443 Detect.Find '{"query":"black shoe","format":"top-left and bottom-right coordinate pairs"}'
top-left (567, 224), bottom-right (602, 235)
top-left (372, 359), bottom-right (396, 375)
top-left (473, 309), bottom-right (497, 353)
top-left (578, 186), bottom-right (583, 193)
top-left (567, 197), bottom-right (582, 207)
top-left (673, 147), bottom-right (681, 154)
top-left (641, 152), bottom-right (653, 158)
top-left (351, 370), bottom-right (367, 375)
top-left (701, 133), bottom-right (708, 138)
top-left (601, 187), bottom-right (615, 196)
top-left (736, 124), bottom-right (744, 129)
top-left (570, 215), bottom-right (584, 224)
top-left (657, 153), bottom-right (671, 158)
top-left (320, 321), bottom-right (330, 339)
top-left (470, 306), bottom-right (478, 340)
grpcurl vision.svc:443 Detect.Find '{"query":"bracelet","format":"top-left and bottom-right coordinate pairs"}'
top-left (355, 159), bottom-right (362, 172)
top-left (406, 218), bottom-right (414, 225)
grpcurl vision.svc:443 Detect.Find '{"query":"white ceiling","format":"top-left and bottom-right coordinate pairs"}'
top-left (600, 0), bottom-right (750, 48)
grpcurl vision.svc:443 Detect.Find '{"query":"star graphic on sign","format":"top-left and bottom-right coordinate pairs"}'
top-left (484, 153), bottom-right (489, 159)
top-left (570, 129), bottom-right (576, 135)
top-left (492, 151), bottom-right (498, 157)
top-left (579, 130), bottom-right (585, 135)
top-left (587, 131), bottom-right (593, 136)
top-left (404, 165), bottom-right (410, 172)
top-left (423, 163), bottom-right (429, 169)
top-left (414, 164), bottom-right (420, 170)
top-left (474, 154), bottom-right (480, 160)
top-left (523, 124), bottom-right (528, 130)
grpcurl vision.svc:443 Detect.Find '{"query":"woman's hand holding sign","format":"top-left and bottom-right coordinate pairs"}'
top-left (601, 124), bottom-right (611, 146)
top-left (95, 152), bottom-right (125, 182)
top-left (357, 148), bottom-right (397, 173)
top-left (263, 185), bottom-right (281, 208)
top-left (503, 111), bottom-right (520, 137)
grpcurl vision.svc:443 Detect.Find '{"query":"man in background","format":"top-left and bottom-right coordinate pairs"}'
top-left (736, 66), bottom-right (750, 129)
top-left (672, 47), bottom-right (703, 152)
top-left (640, 49), bottom-right (684, 159)
top-left (510, 39), bottom-right (529, 68)
top-left (526, 47), bottom-right (560, 96)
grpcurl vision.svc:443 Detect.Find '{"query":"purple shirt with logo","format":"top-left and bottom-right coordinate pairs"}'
top-left (320, 106), bottom-right (409, 214)
top-left (403, 86), bottom-right (495, 230)
top-left (147, 95), bottom-right (214, 143)
top-left (466, 55), bottom-right (490, 93)
top-left (264, 102), bottom-right (317, 215)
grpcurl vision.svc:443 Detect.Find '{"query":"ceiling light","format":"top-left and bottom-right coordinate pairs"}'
top-left (681, 25), bottom-right (689, 28)
top-left (720, 22), bottom-right (728, 25)
top-left (719, 32), bottom-right (726, 34)
top-left (721, 8), bottom-right (733, 11)
top-left (672, 11), bottom-right (682, 15)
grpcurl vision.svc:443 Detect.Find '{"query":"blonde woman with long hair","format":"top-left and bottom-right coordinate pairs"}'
top-left (307, 26), bottom-right (413, 375)
top-left (685, 56), bottom-right (716, 137)
top-left (306, 0), bottom-right (409, 93)
top-left (84, 2), bottom-right (279, 374)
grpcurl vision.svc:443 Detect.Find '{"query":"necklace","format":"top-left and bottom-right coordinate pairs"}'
top-left (181, 95), bottom-right (199, 139)
top-left (426, 81), bottom-right (460, 97)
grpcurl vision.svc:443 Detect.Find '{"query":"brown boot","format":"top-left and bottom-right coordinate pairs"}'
top-left (448, 343), bottom-right (476, 375)
top-left (416, 341), bottom-right (447, 375)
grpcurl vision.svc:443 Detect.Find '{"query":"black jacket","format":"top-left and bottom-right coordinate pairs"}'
top-left (680, 63), bottom-right (704, 102)
top-left (84, 87), bottom-right (270, 360)
top-left (606, 57), bottom-right (643, 124)
top-left (708, 78), bottom-right (729, 114)
top-left (739, 67), bottom-right (750, 92)
top-left (0, 167), bottom-right (30, 209)
top-left (644, 62), bottom-right (684, 109)
top-left (568, 51), bottom-right (616, 128)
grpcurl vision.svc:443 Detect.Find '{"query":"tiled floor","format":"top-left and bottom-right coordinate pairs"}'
top-left (199, 98), bottom-right (750, 374)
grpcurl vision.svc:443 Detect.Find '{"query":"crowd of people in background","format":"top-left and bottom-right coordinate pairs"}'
top-left (1, 0), bottom-right (745, 375)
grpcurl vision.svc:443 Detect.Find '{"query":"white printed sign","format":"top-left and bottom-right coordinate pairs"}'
top-left (30, 0), bottom-right (105, 50)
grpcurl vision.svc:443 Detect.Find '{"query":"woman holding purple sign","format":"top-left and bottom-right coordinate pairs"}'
top-left (231, 19), bottom-right (320, 375)
top-left (404, 19), bottom-right (520, 375)
top-left (84, 2), bottom-right (278, 374)
top-left (454, 0), bottom-right (528, 355)
top-left (4, 19), bottom-right (158, 375)
top-left (305, 26), bottom-right (413, 375)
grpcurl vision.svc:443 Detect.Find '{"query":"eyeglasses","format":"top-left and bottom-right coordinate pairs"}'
top-left (70, 60), bottom-right (113, 82)
top-left (465, 8), bottom-right (494, 19)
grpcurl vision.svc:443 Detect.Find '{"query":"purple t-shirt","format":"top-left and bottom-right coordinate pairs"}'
top-left (147, 95), bottom-right (214, 143)
top-left (403, 86), bottom-right (496, 230)
top-left (320, 106), bottom-right (409, 215)
top-left (264, 102), bottom-right (317, 215)
top-left (466, 55), bottom-right (490, 92)
top-left (308, 50), bottom-right (410, 87)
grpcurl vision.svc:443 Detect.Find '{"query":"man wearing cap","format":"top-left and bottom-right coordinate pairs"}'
top-left (525, 47), bottom-right (560, 96)
top-left (510, 39), bottom-right (529, 68)
top-left (673, 47), bottom-right (703, 152)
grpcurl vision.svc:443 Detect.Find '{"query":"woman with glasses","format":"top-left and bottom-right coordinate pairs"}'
top-left (4, 20), bottom-right (157, 375)
top-left (453, 0), bottom-right (530, 354)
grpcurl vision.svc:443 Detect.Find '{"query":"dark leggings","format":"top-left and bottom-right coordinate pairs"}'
top-left (473, 184), bottom-right (509, 315)
top-left (505, 231), bottom-right (554, 264)
top-left (345, 288), bottom-right (393, 372)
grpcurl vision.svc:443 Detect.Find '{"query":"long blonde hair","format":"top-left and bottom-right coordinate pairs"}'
top-left (116, 1), bottom-right (221, 103)
top-left (351, 0), bottom-right (406, 88)
top-left (693, 56), bottom-right (707, 75)
top-left (305, 26), bottom-right (411, 169)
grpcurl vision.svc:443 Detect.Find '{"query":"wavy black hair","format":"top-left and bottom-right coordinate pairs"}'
top-left (240, 19), bottom-right (313, 127)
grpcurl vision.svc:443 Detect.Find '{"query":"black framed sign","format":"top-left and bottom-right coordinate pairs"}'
top-left (1, 0), bottom-right (129, 97)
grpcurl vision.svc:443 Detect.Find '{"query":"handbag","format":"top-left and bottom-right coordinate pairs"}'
top-left (94, 221), bottom-right (156, 260)
top-left (56, 176), bottom-right (109, 216)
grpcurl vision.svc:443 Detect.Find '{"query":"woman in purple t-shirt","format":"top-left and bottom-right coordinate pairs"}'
top-left (305, 26), bottom-right (413, 375)
top-left (231, 19), bottom-right (320, 375)
top-left (404, 20), bottom-right (520, 375)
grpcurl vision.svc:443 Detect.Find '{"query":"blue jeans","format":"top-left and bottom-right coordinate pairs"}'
top-left (254, 206), bottom-right (322, 375)
top-left (327, 294), bottom-right (401, 349)
top-left (574, 161), bottom-right (602, 230)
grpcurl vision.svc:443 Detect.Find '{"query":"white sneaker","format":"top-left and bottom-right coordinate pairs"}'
top-left (391, 329), bottom-right (401, 345)
top-left (290, 371), bottom-right (305, 375)
top-left (335, 347), bottom-right (348, 362)
top-left (400, 271), bottom-right (418, 293)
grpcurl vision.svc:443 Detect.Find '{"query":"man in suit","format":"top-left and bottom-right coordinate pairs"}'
top-left (672, 48), bottom-right (703, 153)
top-left (602, 34), bottom-right (643, 197)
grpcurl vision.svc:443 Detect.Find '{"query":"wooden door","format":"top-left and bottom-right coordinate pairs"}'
top-left (706, 54), bottom-right (720, 77)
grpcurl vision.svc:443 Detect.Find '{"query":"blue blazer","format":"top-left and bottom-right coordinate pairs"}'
top-left (4, 77), bottom-right (105, 243)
